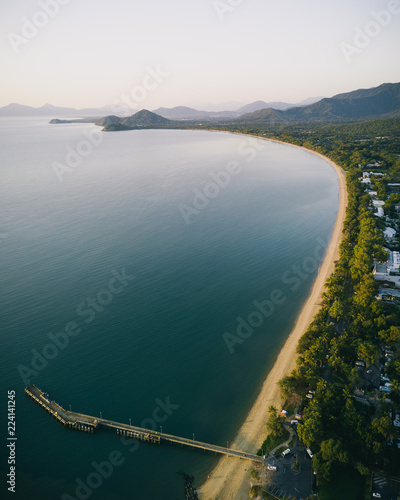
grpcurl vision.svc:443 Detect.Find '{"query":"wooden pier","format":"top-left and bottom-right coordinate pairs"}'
top-left (25, 385), bottom-right (264, 463)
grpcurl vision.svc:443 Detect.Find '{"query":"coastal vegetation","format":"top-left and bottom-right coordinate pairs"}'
top-left (189, 116), bottom-right (400, 493)
top-left (258, 406), bottom-right (290, 457)
top-left (257, 118), bottom-right (400, 486)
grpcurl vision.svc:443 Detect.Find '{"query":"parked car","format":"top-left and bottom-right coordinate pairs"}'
top-left (267, 464), bottom-right (277, 471)
top-left (281, 448), bottom-right (291, 457)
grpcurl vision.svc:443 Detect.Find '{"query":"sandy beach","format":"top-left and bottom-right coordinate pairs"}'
top-left (198, 138), bottom-right (348, 500)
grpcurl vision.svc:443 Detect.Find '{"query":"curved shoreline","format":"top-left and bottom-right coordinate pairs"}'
top-left (198, 136), bottom-right (348, 499)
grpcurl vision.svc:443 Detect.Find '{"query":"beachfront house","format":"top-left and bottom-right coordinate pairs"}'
top-left (373, 250), bottom-right (400, 287)
top-left (384, 227), bottom-right (396, 239)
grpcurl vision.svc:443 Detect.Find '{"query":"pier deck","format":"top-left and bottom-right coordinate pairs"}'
top-left (25, 385), bottom-right (263, 463)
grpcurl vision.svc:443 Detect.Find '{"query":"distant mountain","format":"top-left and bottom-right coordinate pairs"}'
top-left (153, 106), bottom-right (211, 120)
top-left (0, 102), bottom-right (117, 117)
top-left (0, 96), bottom-right (323, 120)
top-left (153, 106), bottom-right (238, 121)
top-left (0, 103), bottom-right (77, 117)
top-left (154, 97), bottom-right (326, 121)
top-left (123, 109), bottom-right (170, 127)
top-left (186, 101), bottom-right (245, 112)
top-left (100, 110), bottom-right (171, 131)
top-left (296, 96), bottom-right (325, 107)
top-left (236, 108), bottom-right (287, 124)
top-left (287, 82), bottom-right (400, 121)
top-left (236, 97), bottom-right (324, 115)
top-left (5, 83), bottom-right (398, 125)
top-left (236, 101), bottom-right (292, 114)
top-left (236, 83), bottom-right (400, 123)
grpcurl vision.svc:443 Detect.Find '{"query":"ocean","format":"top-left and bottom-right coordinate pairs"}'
top-left (0, 119), bottom-right (339, 499)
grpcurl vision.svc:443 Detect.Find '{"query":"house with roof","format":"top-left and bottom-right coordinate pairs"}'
top-left (384, 227), bottom-right (396, 239)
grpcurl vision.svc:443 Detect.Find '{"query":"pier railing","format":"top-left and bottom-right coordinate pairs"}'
top-left (25, 385), bottom-right (263, 463)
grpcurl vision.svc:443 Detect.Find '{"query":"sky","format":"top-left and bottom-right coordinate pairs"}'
top-left (0, 0), bottom-right (399, 111)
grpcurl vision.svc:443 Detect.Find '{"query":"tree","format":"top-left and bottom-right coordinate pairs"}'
top-left (266, 406), bottom-right (285, 437)
top-left (249, 468), bottom-right (259, 480)
top-left (313, 438), bottom-right (350, 481)
top-left (298, 403), bottom-right (323, 449)
top-left (378, 326), bottom-right (400, 343)
top-left (372, 415), bottom-right (395, 441)
top-left (356, 462), bottom-right (370, 476)
top-left (357, 341), bottom-right (379, 364)
top-left (329, 299), bottom-right (345, 320)
top-left (279, 375), bottom-right (298, 399)
top-left (320, 438), bottom-right (350, 465)
top-left (249, 485), bottom-right (262, 498)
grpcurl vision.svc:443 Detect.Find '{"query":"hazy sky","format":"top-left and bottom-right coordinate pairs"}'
top-left (1, 0), bottom-right (399, 110)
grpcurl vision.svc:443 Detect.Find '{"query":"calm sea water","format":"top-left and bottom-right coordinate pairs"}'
top-left (0, 119), bottom-right (339, 500)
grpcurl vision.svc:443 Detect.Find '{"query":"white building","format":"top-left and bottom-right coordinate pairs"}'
top-left (373, 250), bottom-right (400, 287)
top-left (384, 227), bottom-right (396, 239)
top-left (377, 287), bottom-right (400, 302)
top-left (376, 207), bottom-right (384, 218)
top-left (389, 251), bottom-right (400, 273)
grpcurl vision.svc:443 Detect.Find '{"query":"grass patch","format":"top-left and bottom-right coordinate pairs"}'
top-left (257, 428), bottom-right (290, 456)
top-left (318, 467), bottom-right (367, 500)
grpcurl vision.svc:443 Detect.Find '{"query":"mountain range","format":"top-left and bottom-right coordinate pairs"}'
top-left (152, 97), bottom-right (323, 121)
top-left (0, 97), bottom-right (322, 119)
top-left (0, 103), bottom-right (113, 118)
top-left (2, 82), bottom-right (399, 125)
top-left (237, 82), bottom-right (400, 123)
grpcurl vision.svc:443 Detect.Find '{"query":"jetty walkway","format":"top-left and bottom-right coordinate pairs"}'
top-left (25, 385), bottom-right (263, 463)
